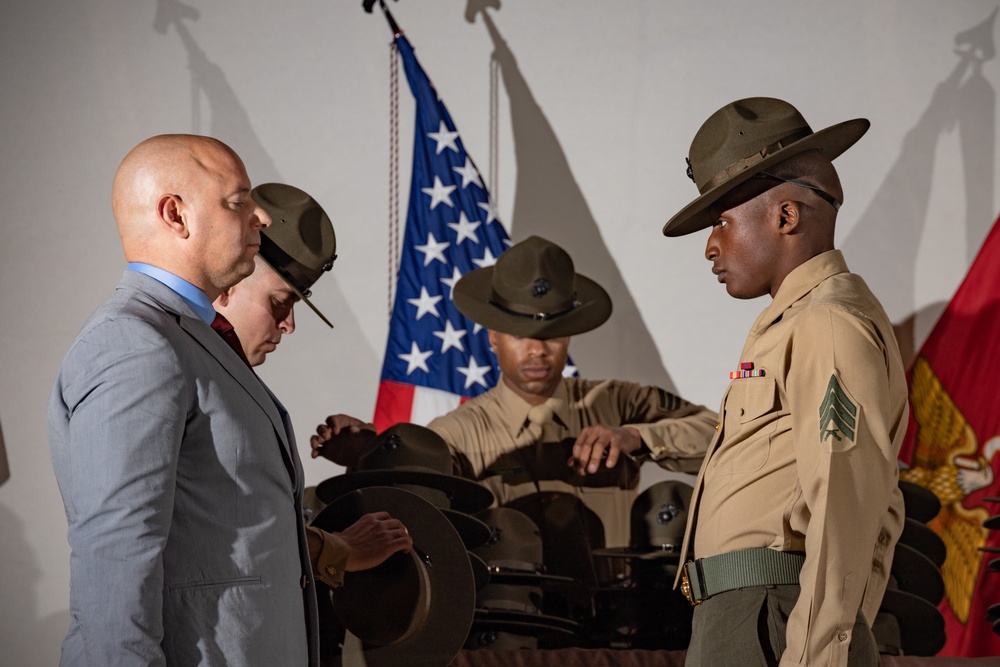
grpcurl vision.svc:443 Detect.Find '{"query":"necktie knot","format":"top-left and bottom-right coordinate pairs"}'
top-left (527, 404), bottom-right (554, 427)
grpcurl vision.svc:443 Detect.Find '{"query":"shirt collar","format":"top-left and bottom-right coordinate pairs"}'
top-left (127, 262), bottom-right (217, 325)
top-left (749, 249), bottom-right (849, 337)
top-left (494, 377), bottom-right (569, 438)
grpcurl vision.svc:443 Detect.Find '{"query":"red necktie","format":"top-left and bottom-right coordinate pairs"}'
top-left (211, 312), bottom-right (253, 369)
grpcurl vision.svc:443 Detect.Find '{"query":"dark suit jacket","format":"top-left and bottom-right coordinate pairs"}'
top-left (48, 271), bottom-right (319, 666)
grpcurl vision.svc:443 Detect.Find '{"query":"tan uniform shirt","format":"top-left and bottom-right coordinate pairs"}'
top-left (428, 377), bottom-right (718, 547)
top-left (306, 526), bottom-right (349, 589)
top-left (681, 250), bottom-right (907, 667)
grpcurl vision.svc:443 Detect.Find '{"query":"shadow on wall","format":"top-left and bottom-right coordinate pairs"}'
top-left (841, 9), bottom-right (997, 364)
top-left (153, 0), bottom-right (378, 374)
top-left (467, 1), bottom-right (678, 393)
top-left (0, 502), bottom-right (70, 665)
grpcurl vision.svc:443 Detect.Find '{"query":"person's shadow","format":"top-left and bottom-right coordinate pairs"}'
top-left (0, 501), bottom-right (70, 665)
top-left (465, 1), bottom-right (677, 393)
top-left (153, 0), bottom-right (379, 389)
top-left (842, 9), bottom-right (997, 365)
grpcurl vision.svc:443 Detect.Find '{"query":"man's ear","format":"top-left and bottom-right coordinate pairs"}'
top-left (215, 286), bottom-right (236, 308)
top-left (158, 194), bottom-right (190, 239)
top-left (777, 200), bottom-right (801, 234)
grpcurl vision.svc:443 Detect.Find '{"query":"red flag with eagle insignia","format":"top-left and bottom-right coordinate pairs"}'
top-left (897, 215), bottom-right (1000, 657)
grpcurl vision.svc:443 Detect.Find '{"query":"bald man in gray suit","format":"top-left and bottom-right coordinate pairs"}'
top-left (47, 135), bottom-right (408, 666)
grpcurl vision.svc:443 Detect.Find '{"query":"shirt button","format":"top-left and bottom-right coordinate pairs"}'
top-left (738, 408), bottom-right (745, 416)
top-left (838, 631), bottom-right (849, 642)
top-left (325, 566), bottom-right (338, 577)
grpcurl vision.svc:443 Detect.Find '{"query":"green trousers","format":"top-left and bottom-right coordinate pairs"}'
top-left (685, 585), bottom-right (879, 667)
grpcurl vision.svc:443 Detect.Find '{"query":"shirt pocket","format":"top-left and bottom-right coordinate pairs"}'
top-left (721, 377), bottom-right (779, 473)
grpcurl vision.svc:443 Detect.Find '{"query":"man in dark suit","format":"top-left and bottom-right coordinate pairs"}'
top-left (47, 136), bottom-right (409, 666)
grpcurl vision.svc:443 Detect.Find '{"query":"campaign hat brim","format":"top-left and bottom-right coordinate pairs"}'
top-left (312, 487), bottom-right (474, 667)
top-left (315, 469), bottom-right (494, 514)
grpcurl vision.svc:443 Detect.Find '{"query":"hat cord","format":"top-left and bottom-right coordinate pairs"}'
top-left (487, 293), bottom-right (582, 321)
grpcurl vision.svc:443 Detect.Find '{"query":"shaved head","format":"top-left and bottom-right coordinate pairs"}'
top-left (113, 135), bottom-right (240, 251)
top-left (111, 134), bottom-right (269, 300)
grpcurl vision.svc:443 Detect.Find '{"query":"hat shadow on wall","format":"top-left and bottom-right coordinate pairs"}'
top-left (841, 8), bottom-right (998, 364)
top-left (153, 0), bottom-right (378, 372)
top-left (467, 2), bottom-right (677, 393)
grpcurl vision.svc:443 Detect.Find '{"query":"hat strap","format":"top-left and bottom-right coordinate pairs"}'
top-left (702, 128), bottom-right (812, 192)
top-left (488, 292), bottom-right (582, 322)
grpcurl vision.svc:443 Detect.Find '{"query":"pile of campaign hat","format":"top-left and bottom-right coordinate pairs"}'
top-left (313, 424), bottom-right (495, 666)
top-left (465, 506), bottom-right (582, 650)
top-left (590, 481), bottom-right (694, 650)
top-left (871, 480), bottom-right (947, 656)
top-left (983, 497), bottom-right (1000, 637)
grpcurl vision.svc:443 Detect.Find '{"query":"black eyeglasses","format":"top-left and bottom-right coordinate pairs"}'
top-left (752, 172), bottom-right (841, 211)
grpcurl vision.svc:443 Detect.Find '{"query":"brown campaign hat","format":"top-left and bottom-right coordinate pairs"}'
top-left (593, 480), bottom-right (692, 561)
top-left (876, 588), bottom-right (946, 656)
top-left (315, 423), bottom-right (494, 514)
top-left (899, 479), bottom-right (941, 523)
top-left (453, 236), bottom-right (612, 339)
top-left (663, 97), bottom-right (869, 237)
top-left (311, 487), bottom-right (475, 667)
top-left (252, 183), bottom-right (337, 327)
top-left (890, 543), bottom-right (944, 605)
top-left (899, 517), bottom-right (946, 568)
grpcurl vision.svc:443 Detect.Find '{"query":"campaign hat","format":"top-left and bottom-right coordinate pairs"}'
top-left (252, 183), bottom-right (337, 327)
top-left (315, 422), bottom-right (494, 515)
top-left (663, 97), bottom-right (869, 236)
top-left (453, 236), bottom-right (612, 339)
top-left (593, 481), bottom-right (692, 561)
top-left (312, 486), bottom-right (475, 667)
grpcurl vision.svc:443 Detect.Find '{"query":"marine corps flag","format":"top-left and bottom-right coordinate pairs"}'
top-left (898, 215), bottom-right (1000, 657)
top-left (373, 31), bottom-right (510, 431)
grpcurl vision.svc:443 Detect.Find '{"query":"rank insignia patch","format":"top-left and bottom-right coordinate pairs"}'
top-left (820, 374), bottom-right (858, 450)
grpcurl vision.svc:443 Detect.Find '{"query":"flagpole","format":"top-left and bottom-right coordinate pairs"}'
top-left (363, 0), bottom-right (403, 37)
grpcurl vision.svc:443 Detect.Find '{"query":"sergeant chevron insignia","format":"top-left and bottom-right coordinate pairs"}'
top-left (820, 374), bottom-right (858, 451)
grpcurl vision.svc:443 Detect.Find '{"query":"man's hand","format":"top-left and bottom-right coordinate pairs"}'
top-left (570, 424), bottom-right (643, 475)
top-left (309, 414), bottom-right (377, 467)
top-left (339, 511), bottom-right (413, 572)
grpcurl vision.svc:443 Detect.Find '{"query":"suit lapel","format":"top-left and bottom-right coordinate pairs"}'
top-left (120, 272), bottom-right (297, 481)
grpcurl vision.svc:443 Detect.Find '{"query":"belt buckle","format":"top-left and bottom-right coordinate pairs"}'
top-left (680, 561), bottom-right (701, 606)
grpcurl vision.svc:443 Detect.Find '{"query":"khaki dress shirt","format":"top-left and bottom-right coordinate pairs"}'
top-left (428, 377), bottom-right (717, 547)
top-left (306, 526), bottom-right (349, 589)
top-left (681, 250), bottom-right (907, 667)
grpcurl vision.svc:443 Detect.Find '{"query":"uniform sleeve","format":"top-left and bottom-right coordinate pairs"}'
top-left (779, 306), bottom-right (900, 667)
top-left (306, 526), bottom-right (349, 588)
top-left (49, 317), bottom-right (191, 666)
top-left (614, 381), bottom-right (719, 473)
top-left (428, 410), bottom-right (482, 479)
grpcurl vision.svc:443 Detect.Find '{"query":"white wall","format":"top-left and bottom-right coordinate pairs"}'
top-left (1, 1), bottom-right (998, 663)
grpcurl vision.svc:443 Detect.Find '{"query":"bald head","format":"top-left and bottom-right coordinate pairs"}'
top-left (111, 134), bottom-right (269, 300)
top-left (113, 135), bottom-right (238, 248)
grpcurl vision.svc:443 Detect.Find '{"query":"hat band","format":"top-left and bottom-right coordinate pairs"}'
top-left (488, 292), bottom-right (582, 322)
top-left (701, 127), bottom-right (813, 193)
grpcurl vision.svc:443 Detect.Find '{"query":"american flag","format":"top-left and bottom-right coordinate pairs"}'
top-left (373, 33), bottom-right (510, 431)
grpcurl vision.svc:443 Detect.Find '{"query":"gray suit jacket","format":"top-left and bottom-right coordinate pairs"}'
top-left (48, 271), bottom-right (320, 666)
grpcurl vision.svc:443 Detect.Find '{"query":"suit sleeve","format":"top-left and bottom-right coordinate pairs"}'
top-left (52, 316), bottom-right (192, 666)
top-left (614, 381), bottom-right (718, 473)
top-left (779, 306), bottom-right (899, 667)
